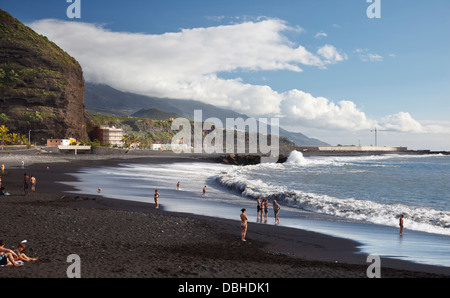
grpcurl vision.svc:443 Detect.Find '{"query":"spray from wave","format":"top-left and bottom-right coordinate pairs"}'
top-left (216, 151), bottom-right (450, 236)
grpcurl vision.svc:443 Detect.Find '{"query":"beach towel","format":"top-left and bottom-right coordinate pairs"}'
top-left (0, 260), bottom-right (24, 267)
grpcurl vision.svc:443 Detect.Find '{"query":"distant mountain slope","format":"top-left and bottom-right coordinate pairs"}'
top-left (132, 108), bottom-right (182, 120)
top-left (84, 83), bottom-right (329, 146)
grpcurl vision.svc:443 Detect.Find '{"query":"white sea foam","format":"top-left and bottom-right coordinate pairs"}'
top-left (216, 151), bottom-right (450, 236)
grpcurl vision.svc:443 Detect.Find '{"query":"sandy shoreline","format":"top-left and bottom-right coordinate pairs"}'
top-left (0, 150), bottom-right (449, 278)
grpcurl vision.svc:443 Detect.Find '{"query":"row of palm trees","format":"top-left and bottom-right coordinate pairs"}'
top-left (0, 125), bottom-right (29, 146)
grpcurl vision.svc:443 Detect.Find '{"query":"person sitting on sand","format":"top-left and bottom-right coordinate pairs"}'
top-left (240, 208), bottom-right (248, 242)
top-left (0, 240), bottom-right (22, 267)
top-left (14, 243), bottom-right (38, 262)
top-left (154, 189), bottom-right (160, 209)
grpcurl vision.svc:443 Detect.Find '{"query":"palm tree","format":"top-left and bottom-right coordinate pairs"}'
top-left (0, 125), bottom-right (9, 148)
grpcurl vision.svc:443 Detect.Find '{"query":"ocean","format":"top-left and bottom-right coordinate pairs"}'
top-left (61, 152), bottom-right (450, 268)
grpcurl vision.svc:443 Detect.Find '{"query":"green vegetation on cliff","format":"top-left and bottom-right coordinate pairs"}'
top-left (0, 9), bottom-right (88, 143)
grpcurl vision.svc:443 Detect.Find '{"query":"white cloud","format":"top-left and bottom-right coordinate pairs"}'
top-left (28, 18), bottom-right (337, 115)
top-left (28, 18), bottom-right (449, 142)
top-left (378, 112), bottom-right (424, 133)
top-left (317, 44), bottom-right (348, 65)
top-left (314, 31), bottom-right (327, 39)
top-left (279, 90), bottom-right (375, 130)
top-left (355, 48), bottom-right (383, 62)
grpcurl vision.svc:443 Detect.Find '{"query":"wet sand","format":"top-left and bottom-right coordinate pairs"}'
top-left (0, 150), bottom-right (449, 278)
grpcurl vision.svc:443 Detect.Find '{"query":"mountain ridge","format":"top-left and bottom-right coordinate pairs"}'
top-left (84, 83), bottom-right (329, 146)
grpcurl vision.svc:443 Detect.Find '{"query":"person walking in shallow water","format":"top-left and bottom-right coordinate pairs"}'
top-left (240, 208), bottom-right (248, 241)
top-left (399, 214), bottom-right (405, 236)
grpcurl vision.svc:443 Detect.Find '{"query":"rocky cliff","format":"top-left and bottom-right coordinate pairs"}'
top-left (0, 9), bottom-right (88, 144)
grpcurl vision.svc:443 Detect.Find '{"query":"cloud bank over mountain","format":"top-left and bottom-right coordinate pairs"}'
top-left (29, 18), bottom-right (448, 142)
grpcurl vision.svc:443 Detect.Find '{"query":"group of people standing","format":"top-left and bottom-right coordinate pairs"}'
top-left (240, 196), bottom-right (281, 242)
top-left (256, 196), bottom-right (280, 225)
top-left (23, 173), bottom-right (37, 197)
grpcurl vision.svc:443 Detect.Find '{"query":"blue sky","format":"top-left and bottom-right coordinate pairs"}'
top-left (2, 0), bottom-right (449, 149)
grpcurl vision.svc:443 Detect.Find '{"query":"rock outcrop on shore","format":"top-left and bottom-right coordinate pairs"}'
top-left (0, 9), bottom-right (88, 143)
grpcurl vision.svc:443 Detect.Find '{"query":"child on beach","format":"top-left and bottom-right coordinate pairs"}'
top-left (14, 242), bottom-right (38, 262)
top-left (154, 189), bottom-right (160, 209)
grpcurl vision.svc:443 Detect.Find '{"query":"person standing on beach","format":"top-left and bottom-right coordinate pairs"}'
top-left (177, 181), bottom-right (180, 190)
top-left (263, 199), bottom-right (269, 223)
top-left (273, 200), bottom-right (281, 225)
top-left (256, 196), bottom-right (262, 222)
top-left (202, 185), bottom-right (206, 196)
top-left (154, 189), bottom-right (160, 209)
top-left (399, 214), bottom-right (405, 236)
top-left (23, 173), bottom-right (29, 197)
top-left (30, 175), bottom-right (36, 192)
top-left (240, 208), bottom-right (248, 242)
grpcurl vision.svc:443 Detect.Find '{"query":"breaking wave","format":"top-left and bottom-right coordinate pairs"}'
top-left (216, 151), bottom-right (450, 236)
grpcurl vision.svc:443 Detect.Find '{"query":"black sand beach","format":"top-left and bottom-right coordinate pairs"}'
top-left (0, 150), bottom-right (449, 279)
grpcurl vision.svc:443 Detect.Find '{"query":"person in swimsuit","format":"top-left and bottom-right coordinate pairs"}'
top-left (273, 200), bottom-right (281, 225)
top-left (30, 175), bottom-right (36, 192)
top-left (0, 240), bottom-right (22, 267)
top-left (399, 214), bottom-right (404, 236)
top-left (23, 173), bottom-right (29, 197)
top-left (177, 181), bottom-right (180, 190)
top-left (14, 243), bottom-right (38, 262)
top-left (263, 199), bottom-right (269, 223)
top-left (154, 189), bottom-right (160, 209)
top-left (256, 196), bottom-right (262, 222)
top-left (240, 208), bottom-right (248, 242)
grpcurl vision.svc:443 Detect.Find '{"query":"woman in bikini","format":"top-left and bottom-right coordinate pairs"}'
top-left (240, 208), bottom-right (248, 242)
top-left (154, 189), bottom-right (160, 209)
